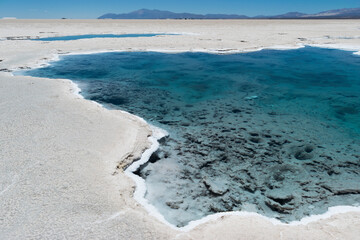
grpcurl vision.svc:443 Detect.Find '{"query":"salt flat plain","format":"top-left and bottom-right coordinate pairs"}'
top-left (1, 19), bottom-right (360, 239)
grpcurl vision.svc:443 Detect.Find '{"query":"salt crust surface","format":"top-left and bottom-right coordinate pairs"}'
top-left (1, 19), bottom-right (360, 239)
top-left (15, 41), bottom-right (360, 232)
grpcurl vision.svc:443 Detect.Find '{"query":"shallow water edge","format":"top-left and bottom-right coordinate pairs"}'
top-left (124, 126), bottom-right (360, 232)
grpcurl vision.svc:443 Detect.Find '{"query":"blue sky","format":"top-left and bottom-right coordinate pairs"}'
top-left (0, 0), bottom-right (359, 19)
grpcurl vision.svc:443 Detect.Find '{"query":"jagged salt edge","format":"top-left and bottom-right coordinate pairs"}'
top-left (14, 45), bottom-right (360, 231)
top-left (124, 125), bottom-right (178, 229)
top-left (61, 44), bottom-right (306, 57)
top-left (68, 81), bottom-right (84, 99)
top-left (10, 53), bottom-right (88, 101)
top-left (309, 44), bottom-right (360, 56)
top-left (9, 52), bottom-right (60, 73)
top-left (180, 206), bottom-right (360, 231)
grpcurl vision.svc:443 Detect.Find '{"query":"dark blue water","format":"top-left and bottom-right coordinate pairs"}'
top-left (22, 47), bottom-right (360, 227)
top-left (32, 33), bottom-right (176, 41)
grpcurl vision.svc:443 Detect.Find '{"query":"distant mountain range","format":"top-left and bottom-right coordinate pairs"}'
top-left (98, 8), bottom-right (360, 19)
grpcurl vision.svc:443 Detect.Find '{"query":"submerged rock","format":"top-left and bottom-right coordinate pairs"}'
top-left (265, 199), bottom-right (295, 214)
top-left (322, 182), bottom-right (360, 195)
top-left (292, 144), bottom-right (315, 160)
top-left (244, 95), bottom-right (258, 100)
top-left (203, 177), bottom-right (229, 195)
top-left (166, 200), bottom-right (183, 209)
top-left (266, 189), bottom-right (295, 205)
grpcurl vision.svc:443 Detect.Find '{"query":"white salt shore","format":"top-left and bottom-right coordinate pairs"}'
top-left (1, 19), bottom-right (360, 239)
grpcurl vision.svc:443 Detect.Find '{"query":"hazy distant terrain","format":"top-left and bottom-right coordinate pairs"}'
top-left (98, 8), bottom-right (360, 19)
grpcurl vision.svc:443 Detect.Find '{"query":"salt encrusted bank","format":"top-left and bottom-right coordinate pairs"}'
top-left (1, 19), bottom-right (360, 239)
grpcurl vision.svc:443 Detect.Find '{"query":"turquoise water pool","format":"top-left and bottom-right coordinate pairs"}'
top-left (22, 47), bottom-right (360, 227)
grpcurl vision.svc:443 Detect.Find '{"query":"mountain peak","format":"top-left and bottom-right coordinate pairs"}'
top-left (98, 7), bottom-right (360, 19)
top-left (98, 9), bottom-right (248, 19)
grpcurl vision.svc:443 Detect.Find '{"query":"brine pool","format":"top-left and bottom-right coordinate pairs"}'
top-left (21, 47), bottom-right (360, 227)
